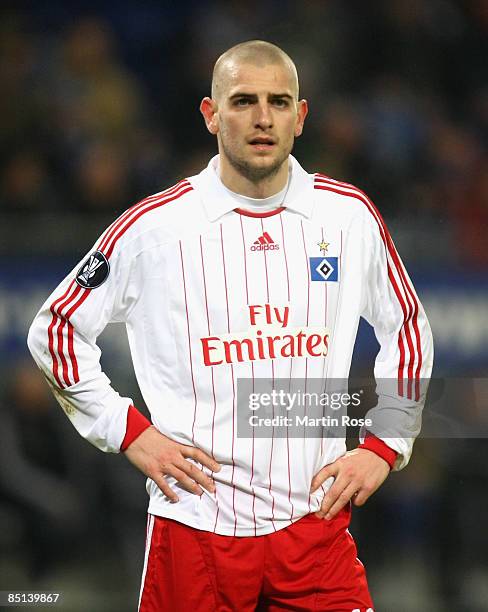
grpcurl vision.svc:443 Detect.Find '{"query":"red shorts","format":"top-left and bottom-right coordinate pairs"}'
top-left (138, 505), bottom-right (374, 612)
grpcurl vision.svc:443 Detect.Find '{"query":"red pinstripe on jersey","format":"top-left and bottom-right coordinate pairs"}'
top-left (300, 220), bottom-right (313, 513)
top-left (260, 219), bottom-right (270, 303)
top-left (260, 218), bottom-right (278, 532)
top-left (279, 214), bottom-right (294, 521)
top-left (268, 358), bottom-right (277, 530)
top-left (198, 234), bottom-right (221, 531)
top-left (249, 361), bottom-right (257, 535)
top-left (239, 216), bottom-right (258, 535)
top-left (220, 223), bottom-right (239, 535)
top-left (314, 174), bottom-right (422, 400)
top-left (319, 225), bottom-right (328, 498)
top-left (47, 181), bottom-right (193, 389)
top-left (178, 241), bottom-right (198, 445)
top-left (279, 215), bottom-right (290, 303)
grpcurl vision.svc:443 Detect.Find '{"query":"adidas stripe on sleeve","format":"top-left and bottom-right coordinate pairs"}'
top-left (27, 181), bottom-right (192, 452)
top-left (314, 174), bottom-right (434, 469)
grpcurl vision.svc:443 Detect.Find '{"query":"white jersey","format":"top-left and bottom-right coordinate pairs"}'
top-left (28, 155), bottom-right (433, 536)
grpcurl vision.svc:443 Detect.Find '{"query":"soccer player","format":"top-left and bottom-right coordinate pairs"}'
top-left (28, 40), bottom-right (433, 611)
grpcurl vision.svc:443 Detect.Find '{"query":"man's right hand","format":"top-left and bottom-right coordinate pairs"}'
top-left (123, 426), bottom-right (221, 502)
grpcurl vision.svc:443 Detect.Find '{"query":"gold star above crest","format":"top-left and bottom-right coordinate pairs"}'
top-left (317, 240), bottom-right (330, 255)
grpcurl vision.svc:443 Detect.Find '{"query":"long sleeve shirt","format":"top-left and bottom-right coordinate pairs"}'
top-left (28, 155), bottom-right (433, 536)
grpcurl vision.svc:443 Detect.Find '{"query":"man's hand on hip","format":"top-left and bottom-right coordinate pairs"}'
top-left (310, 448), bottom-right (390, 519)
top-left (123, 426), bottom-right (221, 502)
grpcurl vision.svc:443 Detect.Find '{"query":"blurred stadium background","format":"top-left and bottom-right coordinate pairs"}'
top-left (0, 1), bottom-right (487, 611)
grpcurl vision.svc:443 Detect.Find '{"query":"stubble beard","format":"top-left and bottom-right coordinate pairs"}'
top-left (221, 139), bottom-right (291, 184)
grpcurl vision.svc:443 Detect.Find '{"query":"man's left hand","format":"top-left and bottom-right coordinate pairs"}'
top-left (310, 448), bottom-right (390, 519)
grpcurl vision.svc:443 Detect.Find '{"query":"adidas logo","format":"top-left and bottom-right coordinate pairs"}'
top-left (250, 232), bottom-right (280, 251)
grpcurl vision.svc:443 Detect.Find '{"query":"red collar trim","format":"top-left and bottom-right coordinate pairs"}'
top-left (233, 207), bottom-right (285, 218)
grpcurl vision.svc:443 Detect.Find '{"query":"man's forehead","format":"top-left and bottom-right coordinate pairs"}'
top-left (219, 61), bottom-right (297, 98)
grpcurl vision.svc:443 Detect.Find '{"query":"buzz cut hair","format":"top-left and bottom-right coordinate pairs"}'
top-left (211, 40), bottom-right (299, 101)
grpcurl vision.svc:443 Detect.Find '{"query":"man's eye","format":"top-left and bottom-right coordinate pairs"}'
top-left (235, 98), bottom-right (251, 106)
top-left (273, 99), bottom-right (288, 107)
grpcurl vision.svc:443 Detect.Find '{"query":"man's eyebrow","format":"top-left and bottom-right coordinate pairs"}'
top-left (228, 92), bottom-right (258, 100)
top-left (269, 93), bottom-right (294, 99)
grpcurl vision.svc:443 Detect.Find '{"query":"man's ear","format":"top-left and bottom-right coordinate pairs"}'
top-left (200, 97), bottom-right (219, 135)
top-left (294, 99), bottom-right (308, 137)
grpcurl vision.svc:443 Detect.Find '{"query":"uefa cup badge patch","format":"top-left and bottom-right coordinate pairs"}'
top-left (76, 250), bottom-right (110, 288)
top-left (310, 238), bottom-right (339, 282)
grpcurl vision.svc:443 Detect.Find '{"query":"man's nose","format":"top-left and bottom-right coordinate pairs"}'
top-left (254, 103), bottom-right (273, 129)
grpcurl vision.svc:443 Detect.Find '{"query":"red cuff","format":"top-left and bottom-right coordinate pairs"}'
top-left (358, 433), bottom-right (398, 470)
top-left (120, 405), bottom-right (152, 451)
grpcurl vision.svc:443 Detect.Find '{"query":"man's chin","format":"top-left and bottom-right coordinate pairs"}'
top-left (244, 155), bottom-right (284, 177)
top-left (223, 146), bottom-right (289, 182)
top-left (245, 163), bottom-right (282, 182)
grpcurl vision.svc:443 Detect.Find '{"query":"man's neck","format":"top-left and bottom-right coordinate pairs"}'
top-left (218, 156), bottom-right (289, 198)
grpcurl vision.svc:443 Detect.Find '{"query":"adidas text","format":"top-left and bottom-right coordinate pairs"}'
top-left (250, 243), bottom-right (280, 252)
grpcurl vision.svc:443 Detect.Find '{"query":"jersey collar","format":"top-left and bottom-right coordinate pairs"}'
top-left (190, 154), bottom-right (314, 222)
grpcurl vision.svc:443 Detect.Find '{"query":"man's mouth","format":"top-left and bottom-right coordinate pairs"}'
top-left (248, 137), bottom-right (276, 150)
top-left (249, 136), bottom-right (275, 148)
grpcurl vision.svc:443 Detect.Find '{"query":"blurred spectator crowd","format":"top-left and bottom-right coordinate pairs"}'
top-left (0, 1), bottom-right (486, 265)
top-left (0, 360), bottom-right (147, 609)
